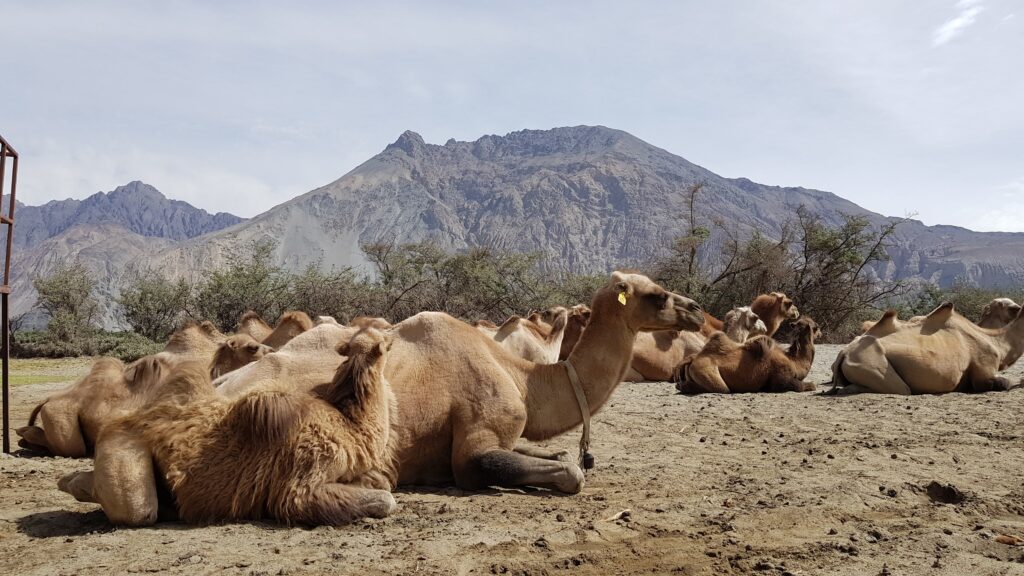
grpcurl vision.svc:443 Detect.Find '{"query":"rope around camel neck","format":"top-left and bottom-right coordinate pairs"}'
top-left (559, 358), bottom-right (591, 473)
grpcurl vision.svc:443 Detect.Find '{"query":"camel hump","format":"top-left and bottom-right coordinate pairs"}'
top-left (227, 390), bottom-right (302, 445)
top-left (546, 309), bottom-right (569, 340)
top-left (924, 301), bottom-right (955, 328)
top-left (701, 332), bottom-right (738, 355)
top-left (495, 316), bottom-right (523, 339)
top-left (240, 310), bottom-right (264, 323)
top-left (278, 311), bottom-right (314, 330)
top-left (742, 335), bottom-right (775, 359)
top-left (865, 310), bottom-right (898, 337)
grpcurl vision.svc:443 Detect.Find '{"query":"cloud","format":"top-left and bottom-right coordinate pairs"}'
top-left (933, 0), bottom-right (985, 46)
top-left (967, 178), bottom-right (1024, 232)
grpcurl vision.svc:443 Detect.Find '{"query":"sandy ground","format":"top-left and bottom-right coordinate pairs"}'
top-left (2, 346), bottom-right (1024, 576)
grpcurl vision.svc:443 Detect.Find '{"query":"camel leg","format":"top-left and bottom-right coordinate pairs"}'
top-left (770, 376), bottom-right (816, 393)
top-left (514, 444), bottom-right (573, 463)
top-left (15, 425), bottom-right (49, 452)
top-left (89, 428), bottom-right (159, 526)
top-left (58, 470), bottom-right (97, 503)
top-left (676, 360), bottom-right (730, 394)
top-left (622, 367), bottom-right (645, 382)
top-left (37, 400), bottom-right (87, 457)
top-left (455, 448), bottom-right (585, 494)
top-left (290, 483), bottom-right (396, 525)
top-left (971, 375), bottom-right (1012, 393)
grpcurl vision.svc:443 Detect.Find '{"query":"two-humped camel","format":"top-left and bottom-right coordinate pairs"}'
top-left (676, 317), bottom-right (820, 394)
top-left (477, 307), bottom-right (569, 363)
top-left (859, 297), bottom-right (1020, 333)
top-left (59, 329), bottom-right (397, 526)
top-left (15, 321), bottom-right (229, 456)
top-left (832, 302), bottom-right (1024, 394)
top-left (218, 272), bottom-right (703, 493)
top-left (626, 293), bottom-right (798, 381)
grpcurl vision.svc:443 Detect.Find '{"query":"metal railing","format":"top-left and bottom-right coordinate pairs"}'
top-left (1, 134), bottom-right (19, 453)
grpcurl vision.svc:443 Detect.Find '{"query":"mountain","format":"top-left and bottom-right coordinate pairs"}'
top-left (6, 180), bottom-right (244, 249)
top-left (148, 126), bottom-right (1024, 288)
top-left (9, 126), bottom-right (1024, 328)
top-left (7, 183), bottom-right (243, 327)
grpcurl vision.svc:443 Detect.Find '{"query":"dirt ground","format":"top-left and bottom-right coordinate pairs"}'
top-left (2, 346), bottom-right (1024, 576)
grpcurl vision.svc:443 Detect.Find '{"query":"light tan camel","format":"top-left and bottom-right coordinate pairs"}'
top-left (676, 317), bottom-right (820, 394)
top-left (262, 311), bottom-right (314, 349)
top-left (237, 311), bottom-right (273, 342)
top-left (980, 298), bottom-right (1021, 328)
top-left (832, 302), bottom-right (1024, 394)
top-left (15, 321), bottom-right (226, 456)
top-left (485, 308), bottom-right (569, 363)
top-left (722, 306), bottom-right (768, 342)
top-left (58, 329), bottom-right (398, 527)
top-left (557, 305), bottom-right (592, 361)
top-left (222, 272), bottom-right (703, 493)
top-left (209, 334), bottom-right (274, 379)
top-left (626, 293), bottom-right (798, 381)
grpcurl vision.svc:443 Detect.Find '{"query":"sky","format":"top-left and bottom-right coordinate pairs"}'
top-left (1, 0), bottom-right (1022, 231)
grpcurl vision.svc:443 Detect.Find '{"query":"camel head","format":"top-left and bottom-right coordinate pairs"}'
top-left (790, 316), bottom-right (821, 343)
top-left (723, 306), bottom-right (767, 340)
top-left (570, 304), bottom-right (592, 324)
top-left (980, 298), bottom-right (1022, 329)
top-left (211, 334), bottom-right (275, 379)
top-left (606, 271), bottom-right (704, 332)
top-left (770, 292), bottom-right (800, 320)
top-left (539, 306), bottom-right (569, 327)
top-left (350, 316), bottom-right (393, 331)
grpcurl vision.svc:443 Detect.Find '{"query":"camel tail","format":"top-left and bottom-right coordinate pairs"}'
top-left (227, 390), bottom-right (302, 445)
top-left (27, 400), bottom-right (47, 426)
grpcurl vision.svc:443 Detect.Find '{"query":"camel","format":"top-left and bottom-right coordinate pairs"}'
top-left (237, 311), bottom-right (273, 342)
top-left (750, 292), bottom-right (800, 337)
top-left (220, 272), bottom-right (704, 493)
top-left (351, 316), bottom-right (393, 331)
top-left (58, 329), bottom-right (398, 527)
top-left (831, 302), bottom-right (1024, 394)
top-left (262, 311), bottom-right (314, 349)
top-left (210, 334), bottom-right (275, 379)
top-left (676, 317), bottom-right (820, 394)
top-left (626, 293), bottom-right (798, 381)
top-left (980, 298), bottom-right (1021, 328)
top-left (15, 321), bottom-right (228, 456)
top-left (484, 308), bottom-right (569, 363)
top-left (722, 306), bottom-right (768, 342)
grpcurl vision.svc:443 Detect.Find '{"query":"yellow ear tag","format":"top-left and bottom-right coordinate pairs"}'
top-left (618, 292), bottom-right (628, 306)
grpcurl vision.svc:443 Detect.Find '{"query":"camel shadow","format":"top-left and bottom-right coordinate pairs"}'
top-left (397, 484), bottom-right (578, 498)
top-left (16, 509), bottom-right (113, 538)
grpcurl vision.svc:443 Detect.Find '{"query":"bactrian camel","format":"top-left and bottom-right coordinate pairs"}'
top-left (58, 329), bottom-right (398, 527)
top-left (832, 302), bottom-right (1024, 394)
top-left (676, 317), bottom-right (820, 394)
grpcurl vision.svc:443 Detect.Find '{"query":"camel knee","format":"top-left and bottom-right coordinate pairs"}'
top-left (39, 405), bottom-right (87, 457)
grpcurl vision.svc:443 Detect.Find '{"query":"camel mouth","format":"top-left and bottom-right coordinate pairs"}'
top-left (676, 310), bottom-right (705, 332)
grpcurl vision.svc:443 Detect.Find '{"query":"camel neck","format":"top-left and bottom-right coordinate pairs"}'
top-left (995, 318), bottom-right (1024, 368)
top-left (787, 335), bottom-right (814, 373)
top-left (521, 297), bottom-right (636, 441)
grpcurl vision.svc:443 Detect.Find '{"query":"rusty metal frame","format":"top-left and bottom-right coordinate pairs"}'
top-left (1, 134), bottom-right (18, 453)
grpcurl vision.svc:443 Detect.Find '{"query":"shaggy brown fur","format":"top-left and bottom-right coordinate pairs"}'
top-left (262, 311), bottom-right (314, 349)
top-left (676, 317), bottom-right (821, 394)
top-left (210, 334), bottom-right (275, 379)
top-left (59, 329), bottom-right (398, 527)
top-left (698, 311), bottom-right (726, 338)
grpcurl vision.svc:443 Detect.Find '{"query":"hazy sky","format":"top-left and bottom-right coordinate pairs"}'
top-left (2, 1), bottom-right (1021, 231)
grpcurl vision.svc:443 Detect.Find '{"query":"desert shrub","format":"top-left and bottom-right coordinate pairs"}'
top-left (93, 331), bottom-right (163, 362)
top-left (11, 330), bottom-right (161, 362)
top-left (118, 267), bottom-right (191, 340)
top-left (194, 238), bottom-right (291, 331)
top-left (286, 264), bottom-right (366, 323)
top-left (32, 262), bottom-right (100, 342)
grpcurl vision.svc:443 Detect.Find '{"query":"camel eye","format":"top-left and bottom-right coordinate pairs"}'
top-left (246, 345), bottom-right (259, 353)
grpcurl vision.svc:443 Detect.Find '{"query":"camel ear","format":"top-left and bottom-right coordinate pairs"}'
top-left (981, 304), bottom-right (991, 318)
top-left (615, 281), bottom-right (631, 294)
top-left (226, 339), bottom-right (240, 350)
top-left (337, 342), bottom-right (351, 356)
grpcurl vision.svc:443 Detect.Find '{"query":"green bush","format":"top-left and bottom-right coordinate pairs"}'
top-left (11, 330), bottom-right (162, 362)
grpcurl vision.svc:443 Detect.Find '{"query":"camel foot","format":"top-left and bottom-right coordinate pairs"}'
top-left (360, 491), bottom-right (397, 519)
top-left (830, 384), bottom-right (872, 396)
top-left (465, 449), bottom-right (585, 494)
top-left (16, 426), bottom-right (49, 452)
top-left (58, 471), bottom-right (96, 503)
top-left (973, 376), bottom-right (1012, 393)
